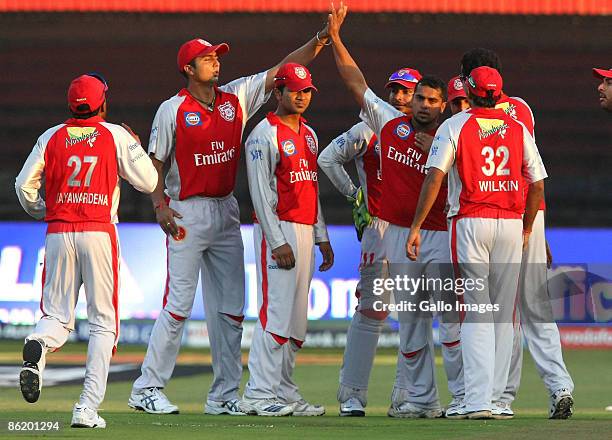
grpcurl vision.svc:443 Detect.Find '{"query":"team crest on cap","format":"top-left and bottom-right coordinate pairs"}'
top-left (218, 101), bottom-right (236, 122)
top-left (305, 135), bottom-right (317, 155)
top-left (184, 112), bottom-right (202, 126)
top-left (294, 66), bottom-right (308, 79)
top-left (453, 78), bottom-right (464, 91)
top-left (282, 140), bottom-right (296, 156)
top-left (395, 123), bottom-right (412, 139)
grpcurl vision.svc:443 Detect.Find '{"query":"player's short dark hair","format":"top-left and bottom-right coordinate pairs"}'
top-left (71, 104), bottom-right (101, 119)
top-left (181, 59), bottom-right (197, 79)
top-left (461, 48), bottom-right (502, 78)
top-left (467, 89), bottom-right (500, 108)
top-left (415, 75), bottom-right (447, 102)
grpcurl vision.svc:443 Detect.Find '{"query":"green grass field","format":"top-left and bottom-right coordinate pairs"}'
top-left (1, 340), bottom-right (610, 439)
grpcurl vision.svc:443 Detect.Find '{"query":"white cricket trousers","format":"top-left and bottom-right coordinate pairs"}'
top-left (503, 210), bottom-right (574, 402)
top-left (450, 216), bottom-right (522, 412)
top-left (27, 222), bottom-right (120, 410)
top-left (133, 195), bottom-right (245, 402)
top-left (386, 224), bottom-right (463, 409)
top-left (244, 221), bottom-right (315, 402)
top-left (338, 218), bottom-right (390, 406)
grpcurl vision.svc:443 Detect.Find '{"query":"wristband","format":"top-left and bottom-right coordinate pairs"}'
top-left (153, 201), bottom-right (166, 211)
top-left (316, 31), bottom-right (332, 46)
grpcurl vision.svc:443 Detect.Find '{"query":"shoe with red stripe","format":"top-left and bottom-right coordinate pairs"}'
top-left (240, 397), bottom-right (295, 416)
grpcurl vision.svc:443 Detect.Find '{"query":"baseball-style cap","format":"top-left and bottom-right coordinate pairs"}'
top-left (385, 67), bottom-right (422, 89)
top-left (67, 74), bottom-right (108, 114)
top-left (274, 63), bottom-right (318, 92)
top-left (177, 38), bottom-right (230, 72)
top-left (466, 66), bottom-right (503, 98)
top-left (447, 75), bottom-right (467, 101)
top-left (593, 67), bottom-right (612, 79)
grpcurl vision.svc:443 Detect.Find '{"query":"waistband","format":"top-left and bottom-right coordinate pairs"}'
top-left (47, 221), bottom-right (116, 234)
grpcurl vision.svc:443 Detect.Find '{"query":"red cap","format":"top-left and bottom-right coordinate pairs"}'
top-left (177, 38), bottom-right (229, 73)
top-left (593, 67), bottom-right (612, 79)
top-left (466, 66), bottom-right (503, 98)
top-left (274, 63), bottom-right (317, 92)
top-left (385, 67), bottom-right (422, 89)
top-left (67, 74), bottom-right (107, 114)
top-left (447, 75), bottom-right (467, 101)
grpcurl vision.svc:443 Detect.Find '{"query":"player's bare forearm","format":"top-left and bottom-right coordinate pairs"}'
top-left (523, 179), bottom-right (545, 233)
top-left (328, 4), bottom-right (367, 107)
top-left (410, 168), bottom-right (446, 230)
top-left (264, 7), bottom-right (341, 92)
top-left (149, 157), bottom-right (167, 207)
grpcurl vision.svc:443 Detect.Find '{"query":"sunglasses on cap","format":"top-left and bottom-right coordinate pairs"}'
top-left (86, 72), bottom-right (109, 91)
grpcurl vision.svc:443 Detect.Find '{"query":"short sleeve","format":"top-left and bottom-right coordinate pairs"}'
top-left (148, 97), bottom-right (181, 162)
top-left (220, 71), bottom-right (271, 122)
top-left (521, 125), bottom-right (547, 183)
top-left (425, 119), bottom-right (456, 174)
top-left (359, 88), bottom-right (403, 135)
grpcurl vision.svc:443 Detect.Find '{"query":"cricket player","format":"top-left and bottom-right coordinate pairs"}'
top-left (328, 4), bottom-right (463, 419)
top-left (318, 67), bottom-right (423, 417)
top-left (407, 66), bottom-right (547, 419)
top-left (129, 25), bottom-right (336, 415)
top-left (241, 63), bottom-right (333, 416)
top-left (594, 67), bottom-right (612, 414)
top-left (459, 48), bottom-right (574, 419)
top-left (15, 73), bottom-right (158, 428)
top-left (447, 76), bottom-right (469, 115)
top-left (594, 67), bottom-right (612, 113)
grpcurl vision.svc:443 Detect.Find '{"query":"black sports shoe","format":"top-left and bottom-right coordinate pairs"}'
top-left (20, 339), bottom-right (43, 403)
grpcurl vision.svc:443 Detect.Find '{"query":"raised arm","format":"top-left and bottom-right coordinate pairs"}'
top-left (264, 6), bottom-right (346, 93)
top-left (328, 3), bottom-right (368, 108)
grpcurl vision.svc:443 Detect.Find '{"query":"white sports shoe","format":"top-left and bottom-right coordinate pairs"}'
top-left (549, 388), bottom-right (574, 419)
top-left (445, 397), bottom-right (466, 419)
top-left (387, 401), bottom-right (443, 418)
top-left (71, 404), bottom-right (106, 428)
top-left (291, 399), bottom-right (325, 416)
top-left (339, 397), bottom-right (366, 417)
top-left (205, 398), bottom-right (246, 415)
top-left (20, 339), bottom-right (45, 404)
top-left (128, 388), bottom-right (179, 414)
top-left (240, 397), bottom-right (295, 416)
top-left (491, 401), bottom-right (514, 419)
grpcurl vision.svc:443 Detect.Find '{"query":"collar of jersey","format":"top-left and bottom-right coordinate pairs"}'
top-left (266, 111), bottom-right (307, 129)
top-left (179, 87), bottom-right (220, 111)
top-left (64, 115), bottom-right (105, 125)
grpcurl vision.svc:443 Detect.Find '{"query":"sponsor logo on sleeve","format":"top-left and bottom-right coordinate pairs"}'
top-left (250, 149), bottom-right (263, 161)
top-left (395, 123), bottom-right (412, 139)
top-left (184, 112), bottom-right (202, 126)
top-left (305, 135), bottom-right (317, 155)
top-left (282, 139), bottom-right (296, 156)
top-left (218, 101), bottom-right (236, 122)
top-left (431, 145), bottom-right (439, 156)
top-left (335, 136), bottom-right (346, 147)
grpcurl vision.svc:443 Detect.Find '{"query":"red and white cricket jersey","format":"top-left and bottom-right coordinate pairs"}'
top-left (495, 94), bottom-right (546, 210)
top-left (426, 107), bottom-right (547, 219)
top-left (16, 116), bottom-right (157, 223)
top-left (149, 71), bottom-right (269, 200)
top-left (245, 112), bottom-right (328, 250)
top-left (318, 121), bottom-right (382, 217)
top-left (360, 88), bottom-right (447, 230)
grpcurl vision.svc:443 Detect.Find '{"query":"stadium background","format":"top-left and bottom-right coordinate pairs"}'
top-left (0, 3), bottom-right (611, 426)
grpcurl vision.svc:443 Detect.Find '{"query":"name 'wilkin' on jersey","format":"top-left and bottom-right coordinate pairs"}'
top-left (290, 169), bottom-right (318, 183)
top-left (56, 192), bottom-right (109, 205)
top-left (478, 179), bottom-right (520, 192)
top-left (193, 147), bottom-right (237, 166)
